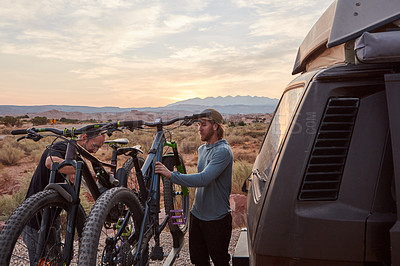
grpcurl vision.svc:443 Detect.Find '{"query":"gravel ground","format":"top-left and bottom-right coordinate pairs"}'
top-left (4, 227), bottom-right (242, 265)
top-left (149, 228), bottom-right (242, 265)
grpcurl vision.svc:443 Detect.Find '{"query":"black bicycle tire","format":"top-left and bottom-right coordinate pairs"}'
top-left (162, 155), bottom-right (189, 246)
top-left (117, 156), bottom-right (145, 189)
top-left (117, 157), bottom-right (134, 188)
top-left (78, 187), bottom-right (146, 265)
top-left (0, 189), bottom-right (86, 265)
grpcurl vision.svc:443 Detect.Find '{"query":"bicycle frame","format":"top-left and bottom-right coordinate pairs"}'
top-left (29, 135), bottom-right (137, 265)
top-left (136, 123), bottom-right (170, 261)
top-left (34, 138), bottom-right (82, 265)
top-left (111, 119), bottom-right (187, 264)
top-left (73, 112), bottom-right (210, 265)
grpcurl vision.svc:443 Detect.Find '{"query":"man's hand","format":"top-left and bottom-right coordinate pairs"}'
top-left (155, 161), bottom-right (172, 178)
top-left (45, 156), bottom-right (76, 175)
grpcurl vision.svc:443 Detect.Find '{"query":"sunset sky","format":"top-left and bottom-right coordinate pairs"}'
top-left (0, 0), bottom-right (335, 108)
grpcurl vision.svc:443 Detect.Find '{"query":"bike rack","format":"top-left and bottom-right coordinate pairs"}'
top-left (169, 210), bottom-right (186, 225)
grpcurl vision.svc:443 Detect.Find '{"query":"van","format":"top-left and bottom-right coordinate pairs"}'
top-left (236, 0), bottom-right (400, 264)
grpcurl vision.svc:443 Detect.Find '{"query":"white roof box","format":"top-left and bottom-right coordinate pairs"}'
top-left (292, 0), bottom-right (400, 75)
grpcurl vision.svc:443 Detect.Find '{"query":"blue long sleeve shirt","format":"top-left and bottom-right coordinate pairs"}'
top-left (170, 139), bottom-right (233, 221)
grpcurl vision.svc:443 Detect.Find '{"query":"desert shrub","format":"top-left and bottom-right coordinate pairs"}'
top-left (232, 160), bottom-right (253, 195)
top-left (0, 169), bottom-right (12, 184)
top-left (226, 135), bottom-right (252, 146)
top-left (233, 149), bottom-right (257, 163)
top-left (0, 142), bottom-right (25, 165)
top-left (0, 172), bottom-right (32, 220)
top-left (225, 126), bottom-right (245, 138)
top-left (0, 192), bottom-right (26, 220)
top-left (0, 127), bottom-right (12, 134)
top-left (2, 135), bottom-right (53, 164)
top-left (243, 130), bottom-right (265, 139)
top-left (30, 150), bottom-right (45, 164)
top-left (60, 117), bottom-right (80, 124)
top-left (122, 130), bottom-right (155, 154)
top-left (31, 116), bottom-right (48, 126)
top-left (0, 116), bottom-right (21, 127)
top-left (179, 135), bottom-right (202, 154)
top-left (82, 119), bottom-right (98, 123)
top-left (17, 137), bottom-right (51, 153)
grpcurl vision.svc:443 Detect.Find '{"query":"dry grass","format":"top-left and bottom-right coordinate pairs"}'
top-left (232, 160), bottom-right (253, 195)
top-left (0, 135), bottom-right (54, 165)
top-left (0, 171), bottom-right (31, 220)
top-left (0, 139), bottom-right (25, 165)
top-left (17, 137), bottom-right (53, 163)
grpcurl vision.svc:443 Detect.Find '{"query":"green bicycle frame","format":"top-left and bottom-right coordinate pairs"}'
top-left (163, 141), bottom-right (189, 196)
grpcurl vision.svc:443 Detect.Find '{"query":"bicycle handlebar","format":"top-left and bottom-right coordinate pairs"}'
top-left (116, 120), bottom-right (144, 128)
top-left (141, 111), bottom-right (210, 127)
top-left (113, 112), bottom-right (210, 129)
top-left (10, 111), bottom-right (211, 138)
top-left (10, 129), bottom-right (29, 135)
top-left (11, 123), bottom-right (108, 137)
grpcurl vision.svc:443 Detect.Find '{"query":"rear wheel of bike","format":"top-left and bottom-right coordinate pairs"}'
top-left (78, 187), bottom-right (146, 265)
top-left (162, 154), bottom-right (189, 247)
top-left (117, 156), bottom-right (145, 190)
top-left (0, 189), bottom-right (86, 265)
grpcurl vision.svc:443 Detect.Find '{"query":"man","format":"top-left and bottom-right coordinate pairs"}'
top-left (155, 109), bottom-right (233, 266)
top-left (26, 131), bottom-right (106, 198)
top-left (23, 129), bottom-right (106, 264)
top-left (25, 129), bottom-right (106, 199)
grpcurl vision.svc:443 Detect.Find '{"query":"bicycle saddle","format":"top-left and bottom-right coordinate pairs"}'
top-left (117, 145), bottom-right (143, 155)
top-left (105, 138), bottom-right (129, 145)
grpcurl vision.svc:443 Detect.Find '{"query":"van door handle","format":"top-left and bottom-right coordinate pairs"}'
top-left (241, 172), bottom-right (253, 193)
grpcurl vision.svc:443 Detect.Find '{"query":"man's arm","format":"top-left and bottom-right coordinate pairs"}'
top-left (45, 156), bottom-right (76, 174)
top-left (156, 147), bottom-right (232, 187)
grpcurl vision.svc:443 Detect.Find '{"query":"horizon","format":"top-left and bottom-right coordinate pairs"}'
top-left (0, 94), bottom-right (279, 109)
top-left (0, 1), bottom-right (335, 108)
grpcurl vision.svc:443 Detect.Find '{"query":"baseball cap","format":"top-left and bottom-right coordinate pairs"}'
top-left (201, 109), bottom-right (224, 124)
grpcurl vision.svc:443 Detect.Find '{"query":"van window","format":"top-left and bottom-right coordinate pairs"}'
top-left (252, 86), bottom-right (304, 202)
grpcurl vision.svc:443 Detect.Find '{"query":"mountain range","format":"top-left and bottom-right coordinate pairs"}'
top-left (0, 95), bottom-right (279, 116)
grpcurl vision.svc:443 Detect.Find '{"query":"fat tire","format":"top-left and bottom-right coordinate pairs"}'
top-left (117, 156), bottom-right (145, 189)
top-left (117, 157), bottom-right (134, 187)
top-left (0, 189), bottom-right (86, 265)
top-left (78, 187), bottom-right (145, 265)
top-left (162, 155), bottom-right (189, 247)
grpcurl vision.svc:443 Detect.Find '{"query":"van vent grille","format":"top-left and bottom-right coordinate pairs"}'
top-left (298, 97), bottom-right (359, 201)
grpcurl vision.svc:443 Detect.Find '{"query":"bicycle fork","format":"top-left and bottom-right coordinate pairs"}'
top-left (35, 159), bottom-right (83, 265)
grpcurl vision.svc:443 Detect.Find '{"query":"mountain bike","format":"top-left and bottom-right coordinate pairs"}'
top-left (0, 123), bottom-right (143, 265)
top-left (78, 112), bottom-right (209, 265)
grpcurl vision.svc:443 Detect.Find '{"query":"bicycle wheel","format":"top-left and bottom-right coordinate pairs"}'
top-left (0, 189), bottom-right (86, 265)
top-left (78, 187), bottom-right (146, 265)
top-left (162, 154), bottom-right (189, 247)
top-left (116, 156), bottom-right (145, 190)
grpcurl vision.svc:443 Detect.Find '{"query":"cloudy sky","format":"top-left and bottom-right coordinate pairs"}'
top-left (0, 0), bottom-right (335, 108)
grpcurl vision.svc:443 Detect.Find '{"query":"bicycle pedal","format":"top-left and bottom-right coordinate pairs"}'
top-left (169, 209), bottom-right (186, 225)
top-left (150, 246), bottom-right (165, 260)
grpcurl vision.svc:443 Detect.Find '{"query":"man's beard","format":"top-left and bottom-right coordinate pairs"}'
top-left (201, 129), bottom-right (214, 142)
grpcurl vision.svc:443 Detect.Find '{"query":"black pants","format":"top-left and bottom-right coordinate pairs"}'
top-left (189, 212), bottom-right (232, 266)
